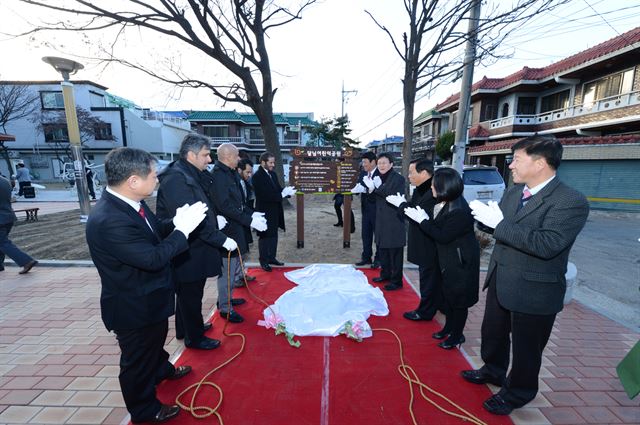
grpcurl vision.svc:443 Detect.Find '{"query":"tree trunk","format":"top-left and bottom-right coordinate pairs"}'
top-left (401, 60), bottom-right (418, 196)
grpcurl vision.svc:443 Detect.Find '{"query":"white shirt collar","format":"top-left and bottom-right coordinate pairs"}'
top-left (525, 174), bottom-right (556, 196)
top-left (106, 186), bottom-right (141, 212)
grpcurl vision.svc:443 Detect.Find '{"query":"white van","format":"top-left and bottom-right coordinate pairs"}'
top-left (461, 165), bottom-right (505, 203)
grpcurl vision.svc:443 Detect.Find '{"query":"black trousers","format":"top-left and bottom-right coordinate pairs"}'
top-left (115, 320), bottom-right (175, 422)
top-left (440, 296), bottom-right (468, 339)
top-left (17, 181), bottom-right (30, 196)
top-left (334, 197), bottom-right (355, 232)
top-left (258, 235), bottom-right (278, 264)
top-left (379, 247), bottom-right (403, 286)
top-left (360, 208), bottom-right (377, 262)
top-left (415, 265), bottom-right (442, 319)
top-left (480, 272), bottom-right (556, 407)
top-left (175, 278), bottom-right (206, 344)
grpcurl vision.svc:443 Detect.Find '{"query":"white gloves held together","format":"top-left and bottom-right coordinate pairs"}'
top-left (405, 206), bottom-right (429, 223)
top-left (469, 200), bottom-right (504, 229)
top-left (281, 186), bottom-right (296, 198)
top-left (385, 192), bottom-right (407, 208)
top-left (350, 183), bottom-right (367, 194)
top-left (173, 202), bottom-right (209, 237)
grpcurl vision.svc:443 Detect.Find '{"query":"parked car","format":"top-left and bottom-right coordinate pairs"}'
top-left (431, 164), bottom-right (505, 204)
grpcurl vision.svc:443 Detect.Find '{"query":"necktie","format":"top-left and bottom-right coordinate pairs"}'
top-left (138, 206), bottom-right (145, 219)
top-left (368, 172), bottom-right (372, 179)
top-left (518, 188), bottom-right (532, 211)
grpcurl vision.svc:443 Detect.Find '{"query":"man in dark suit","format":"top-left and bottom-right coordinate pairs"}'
top-left (211, 143), bottom-right (267, 323)
top-left (236, 158), bottom-right (257, 285)
top-left (86, 147), bottom-right (208, 424)
top-left (386, 158), bottom-right (441, 321)
top-left (0, 175), bottom-right (38, 274)
top-left (464, 136), bottom-right (589, 415)
top-left (156, 134), bottom-right (237, 350)
top-left (364, 152), bottom-right (406, 291)
top-left (352, 152), bottom-right (380, 267)
top-left (252, 152), bottom-right (295, 272)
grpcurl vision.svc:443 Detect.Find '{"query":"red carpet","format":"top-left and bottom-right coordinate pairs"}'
top-left (150, 267), bottom-right (513, 425)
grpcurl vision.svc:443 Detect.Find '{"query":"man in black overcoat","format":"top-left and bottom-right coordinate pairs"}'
top-left (86, 147), bottom-right (208, 423)
top-left (351, 151), bottom-right (380, 267)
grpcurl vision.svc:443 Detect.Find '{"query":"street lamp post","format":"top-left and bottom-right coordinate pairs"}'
top-left (42, 56), bottom-right (92, 222)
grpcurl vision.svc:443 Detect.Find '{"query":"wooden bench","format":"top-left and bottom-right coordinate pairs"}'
top-left (13, 208), bottom-right (40, 222)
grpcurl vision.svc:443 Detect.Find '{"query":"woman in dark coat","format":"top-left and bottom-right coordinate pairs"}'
top-left (404, 167), bottom-right (480, 350)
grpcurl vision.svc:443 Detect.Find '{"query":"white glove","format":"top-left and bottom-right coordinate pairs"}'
top-left (281, 186), bottom-right (296, 198)
top-left (386, 192), bottom-right (407, 208)
top-left (173, 202), bottom-right (209, 237)
top-left (350, 183), bottom-right (367, 194)
top-left (251, 211), bottom-right (265, 220)
top-left (469, 199), bottom-right (504, 229)
top-left (222, 237), bottom-right (238, 251)
top-left (362, 176), bottom-right (374, 192)
top-left (250, 215), bottom-right (267, 232)
top-left (216, 215), bottom-right (227, 230)
top-left (372, 175), bottom-right (382, 188)
top-left (405, 206), bottom-right (429, 223)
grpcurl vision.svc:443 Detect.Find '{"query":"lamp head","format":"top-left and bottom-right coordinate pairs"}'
top-left (42, 56), bottom-right (84, 81)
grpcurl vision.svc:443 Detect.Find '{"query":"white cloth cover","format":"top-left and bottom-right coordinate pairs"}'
top-left (261, 264), bottom-right (389, 339)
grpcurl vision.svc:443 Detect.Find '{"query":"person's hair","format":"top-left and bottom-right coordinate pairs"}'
top-left (411, 158), bottom-right (434, 176)
top-left (237, 158), bottom-right (254, 171)
top-left (377, 152), bottom-right (394, 164)
top-left (432, 167), bottom-right (463, 202)
top-left (361, 151), bottom-right (376, 162)
top-left (179, 133), bottom-right (211, 160)
top-left (511, 135), bottom-right (563, 170)
top-left (259, 152), bottom-right (275, 164)
top-left (105, 147), bottom-right (157, 186)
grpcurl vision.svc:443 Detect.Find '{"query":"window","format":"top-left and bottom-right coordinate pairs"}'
top-left (40, 91), bottom-right (65, 109)
top-left (482, 103), bottom-right (497, 121)
top-left (540, 90), bottom-right (570, 113)
top-left (202, 125), bottom-right (229, 138)
top-left (249, 127), bottom-right (263, 140)
top-left (43, 124), bottom-right (69, 143)
top-left (583, 68), bottom-right (635, 106)
top-left (517, 97), bottom-right (537, 115)
top-left (501, 103), bottom-right (510, 118)
top-left (94, 123), bottom-right (113, 140)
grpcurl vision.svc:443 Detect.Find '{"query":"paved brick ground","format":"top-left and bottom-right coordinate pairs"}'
top-left (0, 267), bottom-right (637, 424)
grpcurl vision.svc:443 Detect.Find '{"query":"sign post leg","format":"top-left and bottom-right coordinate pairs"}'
top-left (296, 193), bottom-right (304, 248)
top-left (343, 194), bottom-right (352, 248)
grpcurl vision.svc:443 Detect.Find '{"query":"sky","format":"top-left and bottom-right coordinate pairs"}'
top-left (1, 0), bottom-right (639, 146)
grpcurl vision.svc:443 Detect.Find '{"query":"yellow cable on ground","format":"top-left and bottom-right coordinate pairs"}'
top-left (372, 328), bottom-right (488, 425)
top-left (175, 249), bottom-right (278, 424)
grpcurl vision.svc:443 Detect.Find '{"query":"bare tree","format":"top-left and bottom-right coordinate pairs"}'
top-left (366, 0), bottom-right (569, 181)
top-left (0, 82), bottom-right (39, 175)
top-left (14, 0), bottom-right (316, 185)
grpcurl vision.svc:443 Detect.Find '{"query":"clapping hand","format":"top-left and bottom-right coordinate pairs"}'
top-left (405, 206), bottom-right (429, 223)
top-left (362, 176), bottom-right (375, 192)
top-left (386, 192), bottom-right (407, 208)
top-left (469, 200), bottom-right (504, 229)
top-left (372, 175), bottom-right (382, 188)
top-left (173, 202), bottom-right (209, 237)
top-left (350, 183), bottom-right (367, 194)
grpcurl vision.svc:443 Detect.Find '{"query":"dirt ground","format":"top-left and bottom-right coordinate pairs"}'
top-left (9, 194), bottom-right (491, 266)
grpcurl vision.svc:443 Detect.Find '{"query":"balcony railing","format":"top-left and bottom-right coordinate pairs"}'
top-left (208, 136), bottom-right (301, 146)
top-left (489, 90), bottom-right (640, 129)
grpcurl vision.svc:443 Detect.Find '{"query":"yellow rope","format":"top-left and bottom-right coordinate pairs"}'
top-left (372, 328), bottom-right (488, 425)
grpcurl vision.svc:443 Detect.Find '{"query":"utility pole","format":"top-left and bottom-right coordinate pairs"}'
top-left (452, 0), bottom-right (481, 174)
top-left (341, 81), bottom-right (357, 118)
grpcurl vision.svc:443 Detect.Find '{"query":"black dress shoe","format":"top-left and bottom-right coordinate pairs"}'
top-left (133, 404), bottom-right (180, 423)
top-left (333, 222), bottom-right (343, 227)
top-left (269, 259), bottom-right (285, 266)
top-left (438, 335), bottom-right (465, 350)
top-left (185, 337), bottom-right (221, 350)
top-left (216, 298), bottom-right (246, 308)
top-left (219, 310), bottom-right (244, 323)
top-left (483, 394), bottom-right (515, 415)
top-left (167, 365), bottom-right (192, 380)
top-left (383, 283), bottom-right (402, 291)
top-left (18, 260), bottom-right (38, 274)
top-left (432, 329), bottom-right (450, 340)
top-left (372, 276), bottom-right (388, 283)
top-left (203, 322), bottom-right (212, 331)
top-left (245, 275), bottom-right (256, 282)
top-left (355, 259), bottom-right (372, 266)
top-left (370, 261), bottom-right (381, 269)
top-left (261, 263), bottom-right (272, 272)
top-left (461, 369), bottom-right (504, 387)
top-left (403, 310), bottom-right (432, 321)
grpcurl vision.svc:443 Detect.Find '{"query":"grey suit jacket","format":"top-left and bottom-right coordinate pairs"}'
top-left (486, 177), bottom-right (589, 315)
